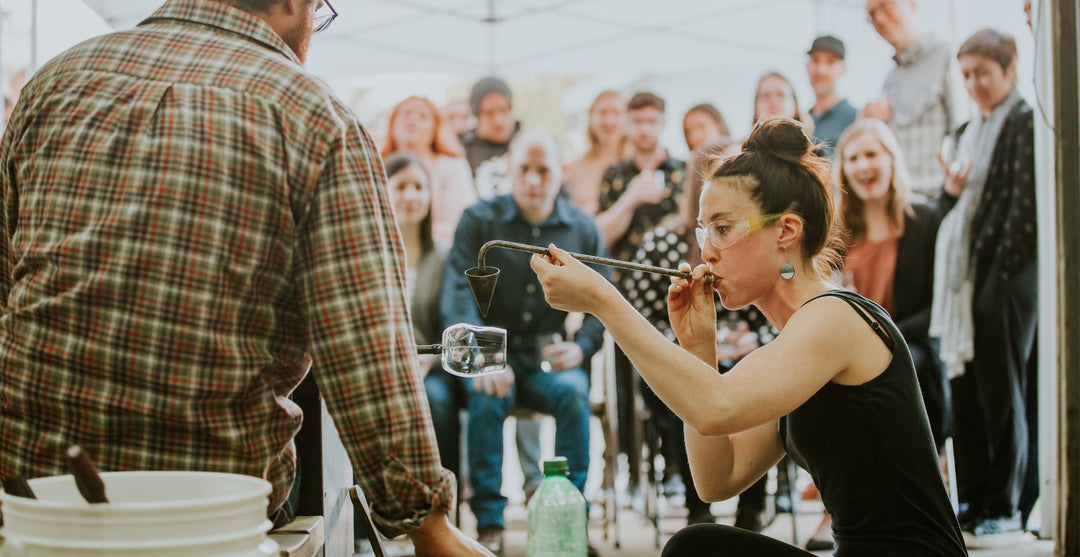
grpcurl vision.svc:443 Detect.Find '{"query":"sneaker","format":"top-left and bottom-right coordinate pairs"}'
top-left (962, 513), bottom-right (1026, 549)
top-left (733, 509), bottom-right (764, 532)
top-left (477, 526), bottom-right (505, 557)
top-left (804, 538), bottom-right (835, 552)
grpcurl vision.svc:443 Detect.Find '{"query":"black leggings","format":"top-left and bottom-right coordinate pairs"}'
top-left (662, 524), bottom-right (813, 557)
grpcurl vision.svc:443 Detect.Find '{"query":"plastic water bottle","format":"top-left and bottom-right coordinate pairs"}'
top-left (526, 457), bottom-right (588, 557)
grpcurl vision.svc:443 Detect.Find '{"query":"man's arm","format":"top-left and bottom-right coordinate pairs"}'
top-left (594, 164), bottom-right (635, 249)
top-left (293, 115), bottom-right (453, 538)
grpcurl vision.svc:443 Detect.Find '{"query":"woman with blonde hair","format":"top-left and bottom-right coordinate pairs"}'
top-left (382, 96), bottom-right (476, 242)
top-left (565, 90), bottom-right (628, 215)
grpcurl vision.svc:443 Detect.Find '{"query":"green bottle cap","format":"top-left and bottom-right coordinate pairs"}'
top-left (542, 457), bottom-right (569, 476)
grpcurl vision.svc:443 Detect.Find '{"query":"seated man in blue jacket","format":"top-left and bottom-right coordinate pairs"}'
top-left (441, 129), bottom-right (608, 555)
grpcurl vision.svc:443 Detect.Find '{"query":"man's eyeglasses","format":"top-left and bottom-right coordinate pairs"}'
top-left (313, 1), bottom-right (338, 34)
top-left (695, 213), bottom-right (784, 251)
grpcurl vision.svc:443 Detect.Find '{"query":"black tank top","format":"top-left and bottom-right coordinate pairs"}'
top-left (779, 290), bottom-right (967, 557)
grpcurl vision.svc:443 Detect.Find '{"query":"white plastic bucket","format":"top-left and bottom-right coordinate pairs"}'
top-left (0, 471), bottom-right (279, 557)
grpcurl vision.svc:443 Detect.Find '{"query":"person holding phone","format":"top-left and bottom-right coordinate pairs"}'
top-left (594, 91), bottom-right (686, 500)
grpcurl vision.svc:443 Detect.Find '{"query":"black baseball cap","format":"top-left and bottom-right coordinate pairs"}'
top-left (808, 35), bottom-right (845, 60)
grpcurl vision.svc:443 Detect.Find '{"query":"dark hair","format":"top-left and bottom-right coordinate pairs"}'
top-left (684, 103), bottom-right (731, 142)
top-left (706, 118), bottom-right (842, 276)
top-left (383, 152), bottom-right (435, 254)
top-left (628, 92), bottom-right (665, 113)
top-left (958, 28), bottom-right (1018, 72)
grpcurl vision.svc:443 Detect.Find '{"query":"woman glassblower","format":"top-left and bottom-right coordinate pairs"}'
top-left (530, 118), bottom-right (967, 556)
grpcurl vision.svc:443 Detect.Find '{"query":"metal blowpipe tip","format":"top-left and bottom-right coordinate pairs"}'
top-left (465, 240), bottom-right (716, 318)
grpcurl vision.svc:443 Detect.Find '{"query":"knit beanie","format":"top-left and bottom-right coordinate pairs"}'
top-left (469, 77), bottom-right (512, 115)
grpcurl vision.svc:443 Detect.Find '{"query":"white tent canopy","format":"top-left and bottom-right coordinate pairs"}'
top-left (75, 0), bottom-right (1034, 149)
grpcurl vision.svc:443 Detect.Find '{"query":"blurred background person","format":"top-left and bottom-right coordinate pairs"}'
top-left (441, 129), bottom-right (606, 556)
top-left (565, 90), bottom-right (628, 215)
top-left (621, 138), bottom-right (778, 530)
top-left (596, 91), bottom-right (686, 504)
top-left (753, 71), bottom-right (814, 136)
top-left (382, 96), bottom-right (476, 243)
top-left (863, 0), bottom-right (960, 198)
top-left (806, 35), bottom-right (857, 158)
top-left (461, 77), bottom-right (520, 199)
top-left (931, 28), bottom-right (1037, 546)
top-left (682, 103), bottom-right (730, 153)
top-left (443, 99), bottom-right (476, 139)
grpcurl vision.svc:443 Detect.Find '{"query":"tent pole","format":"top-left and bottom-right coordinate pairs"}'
top-left (487, 0), bottom-right (496, 74)
top-left (1032, 0), bottom-right (1060, 547)
top-left (1050, 0), bottom-right (1080, 552)
top-left (28, 0), bottom-right (35, 75)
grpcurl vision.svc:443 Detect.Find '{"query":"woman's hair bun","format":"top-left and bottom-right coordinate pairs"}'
top-left (743, 118), bottom-right (813, 163)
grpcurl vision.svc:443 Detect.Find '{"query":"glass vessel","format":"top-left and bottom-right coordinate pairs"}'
top-left (417, 323), bottom-right (507, 377)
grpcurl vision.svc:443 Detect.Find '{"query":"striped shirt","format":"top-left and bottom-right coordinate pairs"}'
top-left (0, 0), bottom-right (450, 536)
top-left (882, 34), bottom-right (958, 198)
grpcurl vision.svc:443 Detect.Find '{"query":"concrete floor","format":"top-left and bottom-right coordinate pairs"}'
top-left (374, 498), bottom-right (1053, 557)
top-left (369, 416), bottom-right (1055, 557)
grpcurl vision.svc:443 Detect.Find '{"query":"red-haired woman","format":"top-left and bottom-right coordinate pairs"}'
top-left (383, 96), bottom-right (476, 243)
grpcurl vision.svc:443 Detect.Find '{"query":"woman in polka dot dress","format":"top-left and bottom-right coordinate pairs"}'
top-left (622, 139), bottom-right (776, 528)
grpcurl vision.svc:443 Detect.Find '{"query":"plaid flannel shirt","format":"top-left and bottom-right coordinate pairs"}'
top-left (0, 0), bottom-right (451, 536)
top-left (882, 34), bottom-right (959, 198)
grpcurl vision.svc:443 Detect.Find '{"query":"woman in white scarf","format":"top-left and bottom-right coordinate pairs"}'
top-left (930, 29), bottom-right (1039, 545)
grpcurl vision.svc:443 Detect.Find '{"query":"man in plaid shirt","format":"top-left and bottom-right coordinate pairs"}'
top-left (0, 1), bottom-right (490, 553)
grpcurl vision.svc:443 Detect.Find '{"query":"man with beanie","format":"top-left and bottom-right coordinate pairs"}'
top-left (806, 35), bottom-right (857, 158)
top-left (460, 76), bottom-right (519, 197)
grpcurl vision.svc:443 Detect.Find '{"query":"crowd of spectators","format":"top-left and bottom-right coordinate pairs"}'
top-left (383, 1), bottom-right (1038, 554)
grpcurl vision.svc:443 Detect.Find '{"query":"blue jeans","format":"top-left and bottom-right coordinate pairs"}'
top-left (467, 366), bottom-right (591, 530)
top-left (425, 371), bottom-right (467, 480)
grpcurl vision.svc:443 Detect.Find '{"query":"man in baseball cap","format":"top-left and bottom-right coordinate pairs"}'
top-left (806, 35), bottom-right (857, 157)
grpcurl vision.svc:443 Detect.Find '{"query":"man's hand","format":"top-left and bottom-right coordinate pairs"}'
top-left (542, 341), bottom-right (584, 372)
top-left (473, 365), bottom-right (515, 398)
top-left (625, 171), bottom-right (665, 208)
top-left (937, 151), bottom-right (973, 198)
top-left (410, 508), bottom-right (496, 557)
